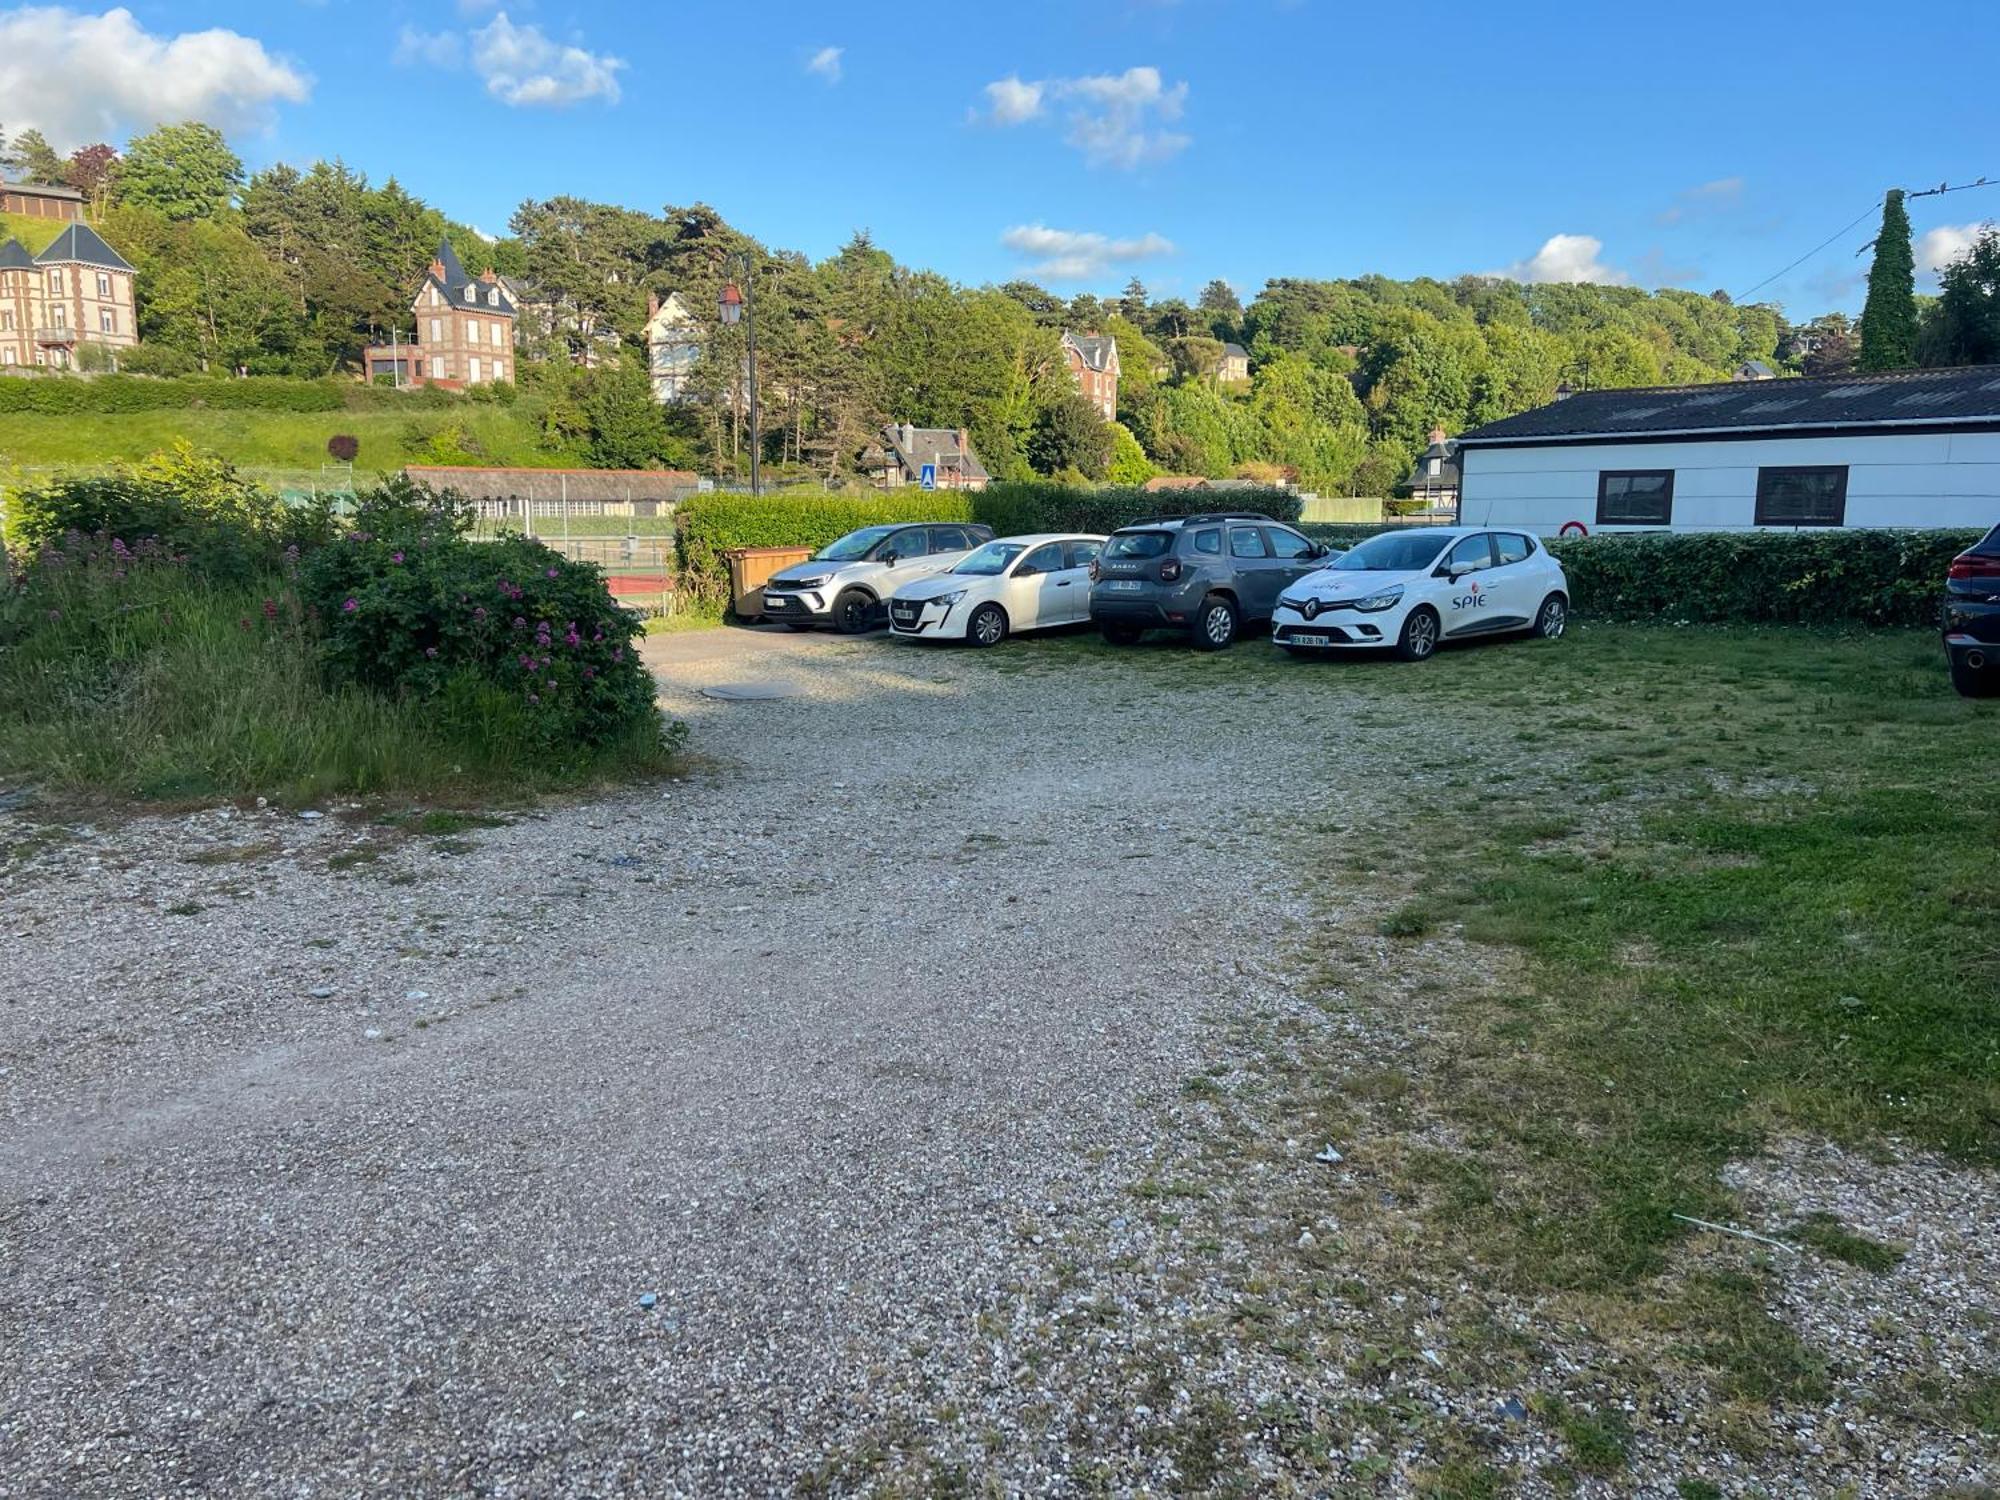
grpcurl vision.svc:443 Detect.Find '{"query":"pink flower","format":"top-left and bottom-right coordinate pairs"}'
top-left (263, 598), bottom-right (279, 620)
top-left (342, 598), bottom-right (358, 613)
top-left (473, 606), bottom-right (488, 621)
top-left (391, 551), bottom-right (405, 564)
top-left (425, 646), bottom-right (439, 659)
top-left (546, 566), bottom-right (559, 578)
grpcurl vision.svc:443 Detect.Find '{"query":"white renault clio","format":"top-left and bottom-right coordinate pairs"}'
top-left (1271, 527), bottom-right (1569, 661)
top-left (887, 533), bottom-right (1106, 646)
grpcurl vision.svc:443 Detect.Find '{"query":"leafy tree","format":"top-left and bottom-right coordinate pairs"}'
top-left (1105, 422), bottom-right (1158, 484)
top-left (1859, 189), bottom-right (1918, 370)
top-left (1027, 392), bottom-right (1113, 478)
top-left (1118, 277), bottom-right (1149, 325)
top-left (1921, 226), bottom-right (2000, 366)
top-left (63, 143), bottom-right (119, 203)
top-left (1198, 278), bottom-right (1242, 340)
top-left (117, 122), bottom-right (244, 221)
top-left (8, 128), bottom-right (64, 184)
top-left (1148, 299), bottom-right (1195, 340)
top-left (583, 358), bottom-right (684, 469)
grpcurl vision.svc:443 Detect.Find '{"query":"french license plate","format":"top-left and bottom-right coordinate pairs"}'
top-left (1289, 634), bottom-right (1331, 648)
top-left (1103, 580), bottom-right (1144, 592)
top-left (892, 610), bottom-right (918, 623)
top-left (765, 594), bottom-right (793, 609)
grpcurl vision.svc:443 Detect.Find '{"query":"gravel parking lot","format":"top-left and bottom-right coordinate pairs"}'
top-left (0, 625), bottom-right (1383, 1497)
top-left (3, 624), bottom-right (1992, 1497)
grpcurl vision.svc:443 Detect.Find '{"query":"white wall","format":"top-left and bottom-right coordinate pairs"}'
top-left (1459, 429), bottom-right (2000, 534)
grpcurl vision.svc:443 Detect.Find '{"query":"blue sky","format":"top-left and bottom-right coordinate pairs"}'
top-left (5, 0), bottom-right (1999, 315)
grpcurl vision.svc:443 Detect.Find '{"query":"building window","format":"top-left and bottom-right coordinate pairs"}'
top-left (493, 360), bottom-right (506, 381)
top-left (51, 306), bottom-right (66, 328)
top-left (2, 348), bottom-right (14, 365)
top-left (1755, 466), bottom-right (1848, 527)
top-left (1596, 470), bottom-right (1675, 526)
top-left (492, 322), bottom-right (504, 347)
top-left (468, 357), bottom-right (481, 383)
top-left (48, 269), bottom-right (64, 293)
top-left (430, 357), bottom-right (445, 379)
top-left (97, 273), bottom-right (110, 297)
top-left (465, 319), bottom-right (477, 343)
top-left (100, 309), bottom-right (115, 334)
top-left (1, 310), bottom-right (12, 331)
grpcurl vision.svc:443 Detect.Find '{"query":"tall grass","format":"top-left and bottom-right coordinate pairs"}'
top-left (0, 537), bottom-right (674, 803)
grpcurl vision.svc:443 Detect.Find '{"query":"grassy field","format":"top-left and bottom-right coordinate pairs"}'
top-left (985, 622), bottom-right (1996, 1473)
top-left (0, 403), bottom-right (557, 475)
top-left (0, 211), bottom-right (68, 254)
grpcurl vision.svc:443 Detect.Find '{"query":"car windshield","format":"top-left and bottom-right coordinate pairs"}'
top-left (1327, 531), bottom-right (1452, 572)
top-left (951, 541), bottom-right (1028, 576)
top-left (1105, 530), bottom-right (1174, 559)
top-left (813, 525), bottom-right (900, 562)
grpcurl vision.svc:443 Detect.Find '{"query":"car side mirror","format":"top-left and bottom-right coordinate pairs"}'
top-left (882, 552), bottom-right (898, 565)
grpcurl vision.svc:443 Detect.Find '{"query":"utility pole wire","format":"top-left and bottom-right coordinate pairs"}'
top-left (1732, 174), bottom-right (1999, 304)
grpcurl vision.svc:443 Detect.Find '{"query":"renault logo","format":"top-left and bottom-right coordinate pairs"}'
top-left (1301, 598), bottom-right (1320, 620)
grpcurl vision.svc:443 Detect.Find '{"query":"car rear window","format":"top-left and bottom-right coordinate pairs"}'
top-left (1976, 523), bottom-right (2000, 556)
top-left (1106, 531), bottom-right (1174, 559)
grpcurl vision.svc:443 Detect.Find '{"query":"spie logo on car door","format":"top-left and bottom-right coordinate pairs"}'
top-left (1451, 580), bottom-right (1488, 612)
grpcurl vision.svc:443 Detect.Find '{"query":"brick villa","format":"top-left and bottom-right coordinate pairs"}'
top-left (1061, 331), bottom-right (1119, 421)
top-left (361, 241), bottom-right (516, 389)
top-left (0, 223), bottom-right (138, 372)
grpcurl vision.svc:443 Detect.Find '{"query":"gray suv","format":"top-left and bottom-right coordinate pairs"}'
top-left (1088, 512), bottom-right (1335, 649)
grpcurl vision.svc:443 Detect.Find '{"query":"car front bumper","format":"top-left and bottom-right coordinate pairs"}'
top-left (759, 589), bottom-right (829, 623)
top-left (888, 596), bottom-right (964, 638)
top-left (1271, 606), bottom-right (1392, 649)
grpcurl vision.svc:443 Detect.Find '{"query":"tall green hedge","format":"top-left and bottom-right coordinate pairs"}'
top-left (0, 375), bottom-right (347, 414)
top-left (674, 482), bottom-right (1302, 604)
top-left (1549, 529), bottom-right (1978, 628)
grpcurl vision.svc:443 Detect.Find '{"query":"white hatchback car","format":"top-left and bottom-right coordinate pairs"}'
top-left (1271, 527), bottom-right (1569, 661)
top-left (887, 533), bottom-right (1106, 646)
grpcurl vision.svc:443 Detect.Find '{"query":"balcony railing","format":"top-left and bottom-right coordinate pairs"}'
top-left (34, 326), bottom-right (77, 346)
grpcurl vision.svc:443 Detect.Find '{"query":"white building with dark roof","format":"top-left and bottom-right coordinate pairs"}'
top-left (1454, 366), bottom-right (2000, 534)
top-left (0, 223), bottom-right (137, 371)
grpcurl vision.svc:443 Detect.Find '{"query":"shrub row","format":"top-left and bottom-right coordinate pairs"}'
top-left (1548, 529), bottom-right (1980, 628)
top-left (0, 374), bottom-right (347, 414)
top-left (674, 483), bottom-right (1301, 604)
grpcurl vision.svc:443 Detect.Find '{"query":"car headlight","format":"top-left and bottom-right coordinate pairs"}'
top-left (1354, 585), bottom-right (1404, 612)
top-left (933, 590), bottom-right (967, 606)
top-left (788, 574), bottom-right (832, 591)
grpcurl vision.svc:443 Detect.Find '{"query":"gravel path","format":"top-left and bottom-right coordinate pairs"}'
top-left (0, 627), bottom-right (1374, 1498)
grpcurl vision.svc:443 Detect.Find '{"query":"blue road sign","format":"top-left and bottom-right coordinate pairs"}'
top-left (919, 463), bottom-right (937, 491)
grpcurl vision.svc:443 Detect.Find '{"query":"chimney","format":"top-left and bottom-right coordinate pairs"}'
top-left (428, 257), bottom-right (446, 283)
top-left (647, 291), bottom-right (661, 318)
top-left (899, 422), bottom-right (914, 450)
top-left (1427, 426), bottom-right (1447, 447)
top-left (480, 268), bottom-right (498, 285)
top-left (956, 428), bottom-right (969, 456)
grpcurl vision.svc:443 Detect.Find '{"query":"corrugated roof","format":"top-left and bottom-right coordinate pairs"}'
top-left (1458, 365), bottom-right (2000, 446)
top-left (33, 223), bottom-right (133, 272)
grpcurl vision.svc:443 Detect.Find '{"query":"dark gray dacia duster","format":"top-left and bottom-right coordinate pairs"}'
top-left (1088, 512), bottom-right (1336, 650)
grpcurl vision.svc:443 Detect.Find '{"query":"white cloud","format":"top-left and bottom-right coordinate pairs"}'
top-left (980, 65), bottom-right (1189, 169)
top-left (806, 45), bottom-right (843, 84)
top-left (394, 26), bottom-right (463, 69)
top-left (0, 5), bottom-right (310, 148)
top-left (984, 75), bottom-right (1045, 125)
top-left (1916, 220), bottom-right (1993, 277)
top-left (1001, 223), bottom-right (1175, 281)
top-left (1658, 175), bottom-right (1745, 225)
top-left (1485, 234), bottom-right (1631, 286)
top-left (467, 11), bottom-right (624, 107)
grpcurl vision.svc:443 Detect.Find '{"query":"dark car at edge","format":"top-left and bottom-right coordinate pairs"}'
top-left (1943, 522), bottom-right (2000, 698)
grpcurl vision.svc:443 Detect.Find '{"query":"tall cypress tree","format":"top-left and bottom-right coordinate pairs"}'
top-left (1859, 189), bottom-right (1918, 370)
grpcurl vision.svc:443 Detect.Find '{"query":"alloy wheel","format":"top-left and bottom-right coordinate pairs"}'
top-left (1539, 598), bottom-right (1567, 639)
top-left (1205, 605), bottom-right (1234, 645)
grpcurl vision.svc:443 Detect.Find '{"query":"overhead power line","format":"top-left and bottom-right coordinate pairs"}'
top-left (1730, 173), bottom-right (1998, 304)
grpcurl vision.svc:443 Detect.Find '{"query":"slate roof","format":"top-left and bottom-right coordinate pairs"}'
top-left (0, 237), bottom-right (35, 270)
top-left (33, 223), bottom-right (133, 272)
top-left (880, 423), bottom-right (990, 483)
top-left (1457, 365), bottom-right (2000, 447)
top-left (422, 240), bottom-right (515, 317)
top-left (1062, 331), bottom-right (1117, 372)
top-left (1220, 342), bottom-right (1249, 360)
top-left (1, 178), bottom-right (83, 202)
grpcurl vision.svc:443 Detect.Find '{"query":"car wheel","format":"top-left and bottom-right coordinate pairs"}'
top-left (1950, 653), bottom-right (2000, 698)
top-left (1099, 622), bottom-right (1142, 645)
top-left (967, 602), bottom-right (1009, 648)
top-left (832, 589), bottom-right (877, 635)
top-left (1192, 594), bottom-right (1239, 651)
top-left (1396, 606), bottom-right (1440, 661)
top-left (1534, 593), bottom-right (1568, 640)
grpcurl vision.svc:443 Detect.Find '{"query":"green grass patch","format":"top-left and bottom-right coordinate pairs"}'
top-left (1785, 1213), bottom-right (1905, 1274)
top-left (1269, 625), bottom-right (2000, 1293)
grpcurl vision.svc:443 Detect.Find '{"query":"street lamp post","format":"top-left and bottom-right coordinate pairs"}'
top-left (718, 256), bottom-right (760, 495)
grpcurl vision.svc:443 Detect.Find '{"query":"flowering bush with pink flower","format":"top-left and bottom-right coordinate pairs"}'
top-left (299, 480), bottom-right (661, 750)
